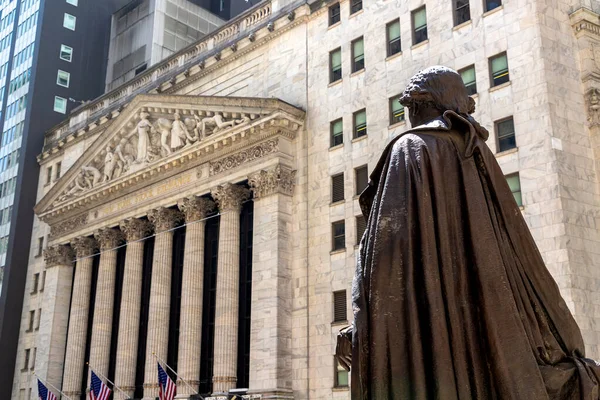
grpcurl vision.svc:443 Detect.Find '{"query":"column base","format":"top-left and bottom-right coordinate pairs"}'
top-left (203, 389), bottom-right (294, 399)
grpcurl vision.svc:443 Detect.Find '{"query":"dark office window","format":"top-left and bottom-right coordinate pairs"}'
top-left (55, 162), bottom-right (61, 179)
top-left (135, 63), bottom-right (147, 75)
top-left (332, 221), bottom-right (346, 251)
top-left (386, 19), bottom-right (401, 56)
top-left (459, 65), bottom-right (477, 95)
top-left (389, 95), bottom-right (405, 125)
top-left (22, 349), bottom-right (30, 370)
top-left (353, 109), bottom-right (367, 138)
top-left (329, 2), bottom-right (340, 25)
top-left (333, 290), bottom-right (347, 322)
top-left (350, 0), bottom-right (362, 14)
top-left (330, 48), bottom-right (342, 83)
top-left (496, 117), bottom-right (516, 152)
top-left (351, 37), bottom-right (364, 73)
top-left (334, 358), bottom-right (349, 387)
top-left (27, 310), bottom-right (34, 332)
top-left (40, 271), bottom-right (45, 292)
top-left (485, 0), bottom-right (502, 12)
top-left (330, 118), bottom-right (343, 147)
top-left (490, 52), bottom-right (509, 87)
top-left (454, 0), bottom-right (470, 26)
top-left (332, 173), bottom-right (344, 203)
top-left (356, 215), bottom-right (367, 244)
top-left (506, 173), bottom-right (522, 206)
top-left (46, 166), bottom-right (52, 184)
top-left (37, 237), bottom-right (43, 256)
top-left (31, 273), bottom-right (39, 294)
top-left (412, 7), bottom-right (427, 45)
top-left (355, 166), bottom-right (368, 196)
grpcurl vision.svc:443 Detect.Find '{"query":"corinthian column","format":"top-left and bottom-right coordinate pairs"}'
top-left (89, 228), bottom-right (124, 379)
top-left (176, 196), bottom-right (215, 396)
top-left (210, 183), bottom-right (250, 394)
top-left (143, 207), bottom-right (183, 399)
top-left (36, 245), bottom-right (74, 391)
top-left (114, 218), bottom-right (153, 399)
top-left (62, 237), bottom-right (98, 398)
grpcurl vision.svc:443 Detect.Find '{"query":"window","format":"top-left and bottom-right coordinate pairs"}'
top-left (355, 166), bottom-right (368, 196)
top-left (57, 70), bottom-right (70, 87)
top-left (22, 349), bottom-right (30, 370)
top-left (330, 118), bottom-right (343, 147)
top-left (54, 96), bottom-right (67, 114)
top-left (135, 63), bottom-right (147, 75)
top-left (40, 271), bottom-right (46, 292)
top-left (356, 215), bottom-right (367, 244)
top-left (353, 109), bottom-right (367, 138)
top-left (389, 95), bottom-right (405, 125)
top-left (63, 13), bottom-right (76, 30)
top-left (333, 290), bottom-right (347, 322)
top-left (330, 48), bottom-right (342, 83)
top-left (351, 37), bottom-right (364, 73)
top-left (55, 162), bottom-right (61, 179)
top-left (506, 173), bottom-right (522, 206)
top-left (31, 273), bottom-right (39, 294)
top-left (60, 45), bottom-right (73, 62)
top-left (386, 19), bottom-right (401, 57)
top-left (36, 309), bottom-right (41, 330)
top-left (66, 0), bottom-right (78, 5)
top-left (37, 237), bottom-right (43, 257)
top-left (412, 7), bottom-right (427, 45)
top-left (332, 220), bottom-right (345, 251)
top-left (30, 348), bottom-right (36, 370)
top-left (331, 173), bottom-right (344, 203)
top-left (485, 0), bottom-right (502, 12)
top-left (350, 0), bottom-right (362, 14)
top-left (490, 52), bottom-right (509, 87)
top-left (46, 166), bottom-right (52, 184)
top-left (219, 0), bottom-right (225, 11)
top-left (454, 0), bottom-right (470, 26)
top-left (495, 117), bottom-right (516, 152)
top-left (27, 310), bottom-right (34, 332)
top-left (329, 3), bottom-right (340, 26)
top-left (335, 358), bottom-right (349, 387)
top-left (459, 65), bottom-right (477, 95)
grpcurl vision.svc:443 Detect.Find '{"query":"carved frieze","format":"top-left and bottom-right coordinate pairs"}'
top-left (178, 196), bottom-right (215, 222)
top-left (44, 245), bottom-right (75, 267)
top-left (50, 213), bottom-right (88, 239)
top-left (94, 227), bottom-right (125, 250)
top-left (249, 165), bottom-right (296, 199)
top-left (120, 218), bottom-right (153, 241)
top-left (211, 183), bottom-right (251, 212)
top-left (209, 139), bottom-right (279, 176)
top-left (71, 236), bottom-right (99, 258)
top-left (587, 88), bottom-right (600, 127)
top-left (148, 207), bottom-right (184, 233)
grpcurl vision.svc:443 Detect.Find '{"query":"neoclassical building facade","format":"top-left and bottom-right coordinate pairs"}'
top-left (11, 0), bottom-right (600, 399)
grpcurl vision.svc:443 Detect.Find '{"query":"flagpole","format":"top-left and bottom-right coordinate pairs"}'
top-left (33, 372), bottom-right (73, 400)
top-left (86, 362), bottom-right (131, 399)
top-left (152, 352), bottom-right (205, 399)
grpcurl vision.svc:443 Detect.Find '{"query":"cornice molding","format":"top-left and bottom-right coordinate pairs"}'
top-left (571, 7), bottom-right (600, 39)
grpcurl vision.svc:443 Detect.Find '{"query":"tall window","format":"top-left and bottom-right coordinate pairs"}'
top-left (60, 45), bottom-right (73, 62)
top-left (30, 348), bottom-right (36, 369)
top-left (353, 109), bottom-right (367, 138)
top-left (46, 166), bottom-right (52, 184)
top-left (485, 0), bottom-right (502, 12)
top-left (330, 48), bottom-right (342, 83)
top-left (350, 0), bottom-right (362, 14)
top-left (330, 118), bottom-right (343, 147)
top-left (54, 96), bottom-right (67, 114)
top-left (63, 13), bottom-right (76, 30)
top-left (31, 273), bottom-right (39, 294)
top-left (490, 52), bottom-right (509, 87)
top-left (389, 95), bottom-right (405, 124)
top-left (27, 310), bottom-right (34, 331)
top-left (356, 215), bottom-right (367, 244)
top-left (355, 165), bottom-right (368, 196)
top-left (22, 349), bottom-right (30, 371)
top-left (40, 271), bottom-right (46, 292)
top-left (333, 290), bottom-right (347, 322)
top-left (335, 358), bottom-right (349, 387)
top-left (412, 7), bottom-right (427, 45)
top-left (329, 3), bottom-right (340, 26)
top-left (332, 221), bottom-right (346, 251)
top-left (55, 161), bottom-right (61, 179)
top-left (495, 117), bottom-right (516, 152)
top-left (37, 237), bottom-right (43, 256)
top-left (351, 37), bottom-right (364, 72)
top-left (66, 0), bottom-right (78, 5)
top-left (506, 173), bottom-right (522, 206)
top-left (386, 19), bottom-right (401, 57)
top-left (454, 0), bottom-right (470, 26)
top-left (459, 65), bottom-right (477, 95)
top-left (57, 70), bottom-right (70, 87)
top-left (331, 173), bottom-right (344, 203)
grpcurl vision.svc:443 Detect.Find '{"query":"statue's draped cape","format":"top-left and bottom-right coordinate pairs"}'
top-left (352, 111), bottom-right (600, 399)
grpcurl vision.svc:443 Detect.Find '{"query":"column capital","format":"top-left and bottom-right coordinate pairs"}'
top-left (44, 244), bottom-right (74, 268)
top-left (120, 218), bottom-right (153, 241)
top-left (71, 236), bottom-right (98, 258)
top-left (249, 165), bottom-right (296, 199)
top-left (178, 196), bottom-right (215, 222)
top-left (211, 183), bottom-right (250, 212)
top-left (148, 207), bottom-right (183, 233)
top-left (94, 227), bottom-right (125, 250)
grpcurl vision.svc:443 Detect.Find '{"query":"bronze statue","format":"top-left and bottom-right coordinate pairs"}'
top-left (337, 66), bottom-right (600, 399)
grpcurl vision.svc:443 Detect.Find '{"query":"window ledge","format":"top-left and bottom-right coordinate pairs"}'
top-left (34, 253), bottom-right (42, 259)
top-left (388, 120), bottom-right (406, 130)
top-left (330, 248), bottom-right (346, 255)
top-left (349, 9), bottom-right (363, 19)
top-left (385, 51), bottom-right (402, 62)
top-left (328, 79), bottom-right (342, 88)
top-left (328, 21), bottom-right (341, 30)
top-left (333, 386), bottom-right (349, 392)
top-left (452, 20), bottom-right (472, 31)
top-left (43, 182), bottom-right (51, 188)
top-left (489, 81), bottom-right (511, 93)
top-left (330, 200), bottom-right (345, 207)
top-left (496, 147), bottom-right (518, 157)
top-left (519, 205), bottom-right (525, 211)
top-left (329, 144), bottom-right (343, 152)
top-left (483, 5), bottom-right (503, 17)
top-left (411, 39), bottom-right (429, 50)
top-left (350, 69), bottom-right (364, 77)
top-left (352, 135), bottom-right (367, 143)
top-left (331, 320), bottom-right (348, 327)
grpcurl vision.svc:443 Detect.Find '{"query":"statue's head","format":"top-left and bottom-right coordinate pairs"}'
top-left (139, 112), bottom-right (150, 120)
top-left (399, 66), bottom-right (475, 126)
top-left (174, 112), bottom-right (181, 120)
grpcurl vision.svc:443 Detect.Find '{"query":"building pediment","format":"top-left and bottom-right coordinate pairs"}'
top-left (35, 94), bottom-right (304, 224)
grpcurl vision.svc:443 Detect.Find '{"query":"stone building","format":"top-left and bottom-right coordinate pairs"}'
top-left (10, 0), bottom-right (600, 399)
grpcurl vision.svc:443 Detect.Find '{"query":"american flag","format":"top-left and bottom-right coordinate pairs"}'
top-left (158, 362), bottom-right (176, 400)
top-left (90, 370), bottom-right (111, 400)
top-left (37, 379), bottom-right (57, 400)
